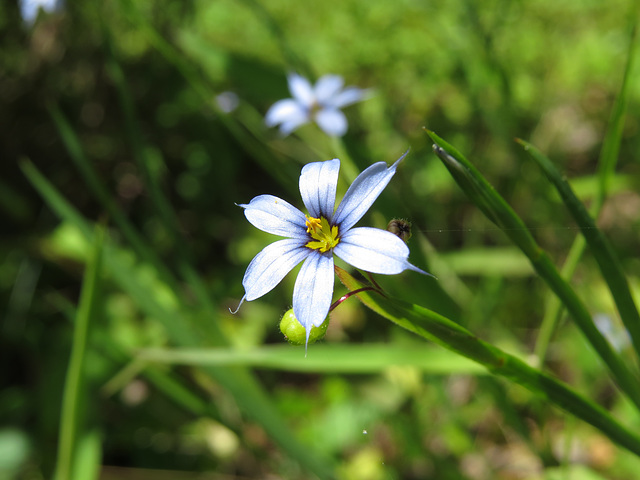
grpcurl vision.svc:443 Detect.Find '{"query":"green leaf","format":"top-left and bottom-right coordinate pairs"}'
top-left (426, 132), bottom-right (640, 413)
top-left (53, 224), bottom-right (104, 480)
top-left (138, 344), bottom-right (487, 374)
top-left (71, 430), bottom-right (102, 480)
top-left (335, 266), bottom-right (640, 458)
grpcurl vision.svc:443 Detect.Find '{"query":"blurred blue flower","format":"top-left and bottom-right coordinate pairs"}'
top-left (265, 73), bottom-right (369, 137)
top-left (215, 91), bottom-right (239, 113)
top-left (233, 153), bottom-right (429, 346)
top-left (594, 314), bottom-right (630, 352)
top-left (20, 0), bottom-right (63, 26)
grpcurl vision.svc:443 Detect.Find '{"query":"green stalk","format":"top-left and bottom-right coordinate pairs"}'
top-left (53, 225), bottom-right (104, 480)
top-left (533, 235), bottom-right (586, 365)
top-left (426, 131), bottom-right (640, 411)
top-left (336, 266), bottom-right (640, 457)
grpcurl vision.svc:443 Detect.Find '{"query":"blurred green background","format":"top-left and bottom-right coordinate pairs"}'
top-left (2, 0), bottom-right (640, 479)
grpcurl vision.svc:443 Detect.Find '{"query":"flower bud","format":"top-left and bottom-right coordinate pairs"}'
top-left (280, 309), bottom-right (328, 345)
top-left (387, 218), bottom-right (412, 243)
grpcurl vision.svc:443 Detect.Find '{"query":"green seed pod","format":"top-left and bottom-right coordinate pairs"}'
top-left (387, 218), bottom-right (412, 243)
top-left (280, 309), bottom-right (328, 346)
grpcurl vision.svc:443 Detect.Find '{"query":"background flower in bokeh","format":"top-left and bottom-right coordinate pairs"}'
top-left (265, 73), bottom-right (369, 137)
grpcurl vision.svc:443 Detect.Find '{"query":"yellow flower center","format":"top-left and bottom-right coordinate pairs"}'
top-left (305, 215), bottom-right (340, 253)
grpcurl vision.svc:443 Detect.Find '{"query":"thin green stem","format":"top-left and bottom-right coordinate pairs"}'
top-left (54, 225), bottom-right (104, 480)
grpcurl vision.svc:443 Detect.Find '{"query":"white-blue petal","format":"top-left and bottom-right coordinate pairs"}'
top-left (314, 75), bottom-right (344, 104)
top-left (20, 0), bottom-right (61, 25)
top-left (314, 108), bottom-right (348, 137)
top-left (288, 73), bottom-right (315, 108)
top-left (265, 99), bottom-right (308, 128)
top-left (240, 195), bottom-right (308, 239)
top-left (243, 238), bottom-right (310, 301)
top-left (299, 159), bottom-right (340, 220)
top-left (330, 87), bottom-right (369, 108)
top-left (293, 252), bottom-right (335, 332)
top-left (333, 151), bottom-right (407, 231)
top-left (334, 227), bottom-right (428, 275)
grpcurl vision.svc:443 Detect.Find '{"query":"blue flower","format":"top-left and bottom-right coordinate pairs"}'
top-left (20, 0), bottom-right (63, 26)
top-left (265, 73), bottom-right (369, 137)
top-left (234, 153), bottom-right (429, 345)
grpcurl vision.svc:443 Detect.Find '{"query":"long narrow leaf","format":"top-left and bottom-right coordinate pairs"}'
top-left (335, 267), bottom-right (640, 458)
top-left (426, 132), bottom-right (640, 412)
top-left (137, 344), bottom-right (487, 374)
top-left (53, 224), bottom-right (104, 480)
top-left (595, 15), bottom-right (638, 206)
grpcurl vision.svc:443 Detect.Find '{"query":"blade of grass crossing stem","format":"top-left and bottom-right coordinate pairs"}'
top-left (20, 160), bottom-right (336, 479)
top-left (518, 139), bottom-right (640, 364)
top-left (53, 224), bottom-right (104, 480)
top-left (335, 266), bottom-right (640, 457)
top-left (533, 13), bottom-right (638, 366)
top-left (426, 131), bottom-right (640, 411)
top-left (136, 344), bottom-right (487, 374)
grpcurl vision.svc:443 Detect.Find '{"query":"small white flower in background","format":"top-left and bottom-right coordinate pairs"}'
top-left (232, 153), bottom-right (429, 347)
top-left (20, 0), bottom-right (63, 26)
top-left (215, 91), bottom-right (239, 113)
top-left (265, 73), bottom-right (370, 137)
top-left (594, 314), bottom-right (630, 352)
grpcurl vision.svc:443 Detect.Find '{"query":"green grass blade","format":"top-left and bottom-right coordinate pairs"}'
top-left (53, 224), bottom-right (104, 480)
top-left (137, 344), bottom-right (487, 374)
top-left (71, 429), bottom-right (102, 480)
top-left (595, 13), bottom-right (638, 207)
top-left (335, 267), bottom-right (640, 458)
top-left (533, 235), bottom-right (587, 365)
top-left (518, 139), bottom-right (640, 363)
top-left (426, 131), bottom-right (640, 411)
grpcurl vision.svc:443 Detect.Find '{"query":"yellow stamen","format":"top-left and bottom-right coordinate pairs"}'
top-left (305, 215), bottom-right (340, 253)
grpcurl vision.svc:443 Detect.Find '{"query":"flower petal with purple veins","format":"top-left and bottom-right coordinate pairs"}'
top-left (299, 159), bottom-right (340, 220)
